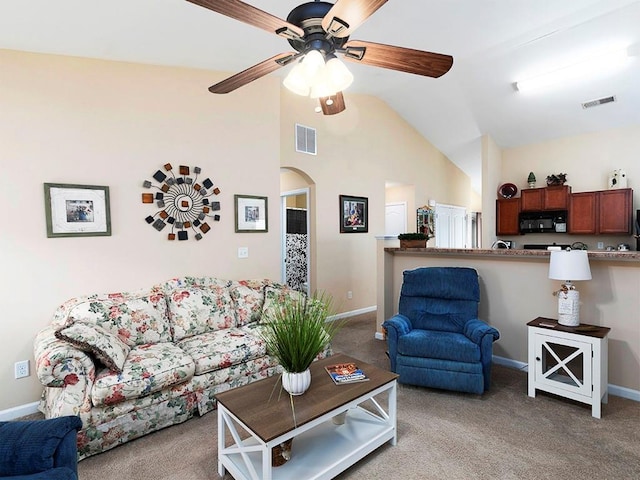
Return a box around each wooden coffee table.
[215,353,398,480]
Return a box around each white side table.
[527,317,610,418]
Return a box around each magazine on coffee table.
[325,362,370,385]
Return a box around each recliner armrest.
[382,314,412,337]
[463,318,500,344]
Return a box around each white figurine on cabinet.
[608,169,627,189]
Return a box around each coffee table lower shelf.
[218,378,397,480]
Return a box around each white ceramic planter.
[282,369,311,396]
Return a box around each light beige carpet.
[76,312,640,480]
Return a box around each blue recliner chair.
[383,267,500,394]
[0,415,82,480]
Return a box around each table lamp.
[548,249,592,326]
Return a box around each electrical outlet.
[347,291,353,299]
[597,242,604,250]
[15,360,29,379]
[238,247,249,258]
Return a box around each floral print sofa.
[34,276,326,459]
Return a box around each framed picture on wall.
[234,194,268,233]
[339,195,368,233]
[44,183,111,238]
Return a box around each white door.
[435,204,467,248]
[385,202,407,236]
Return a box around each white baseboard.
[492,355,640,402]
[0,401,40,421]
[327,305,376,322]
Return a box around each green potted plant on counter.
[398,232,428,248]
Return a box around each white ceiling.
[2,0,640,192]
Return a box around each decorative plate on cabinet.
[498,183,518,199]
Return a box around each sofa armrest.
[463,319,500,391]
[381,314,413,372]
[34,326,96,420]
[0,416,82,478]
[463,319,499,345]
[382,314,412,337]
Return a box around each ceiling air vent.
[581,95,616,109]
[295,124,317,155]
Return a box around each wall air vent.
[581,95,616,109]
[295,124,317,155]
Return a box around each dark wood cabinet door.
[599,188,632,234]
[544,185,570,210]
[496,198,520,235]
[569,192,597,234]
[521,189,543,211]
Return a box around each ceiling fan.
[187,0,454,115]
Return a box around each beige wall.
[279,92,474,313]
[0,50,284,411]
[0,49,473,413]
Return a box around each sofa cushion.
[176,328,266,375]
[261,285,305,323]
[65,290,171,347]
[55,322,130,373]
[229,280,269,326]
[91,343,195,407]
[167,286,236,341]
[398,330,481,363]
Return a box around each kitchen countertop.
[384,247,640,261]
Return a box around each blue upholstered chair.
[383,267,500,394]
[0,415,82,480]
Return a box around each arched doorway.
[280,168,315,295]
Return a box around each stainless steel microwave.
[519,211,567,234]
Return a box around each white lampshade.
[548,250,592,281]
[324,56,354,92]
[283,62,310,96]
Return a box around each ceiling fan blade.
[322,0,388,38]
[319,92,346,115]
[342,40,453,78]
[209,52,298,94]
[186,0,304,40]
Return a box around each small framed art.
[234,194,268,233]
[44,183,111,238]
[339,195,368,233]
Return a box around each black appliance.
[519,210,568,234]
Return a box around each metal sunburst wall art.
[142,163,221,241]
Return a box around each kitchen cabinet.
[521,186,570,212]
[496,198,520,235]
[599,188,632,234]
[568,188,632,234]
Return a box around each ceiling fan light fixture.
[283,62,311,96]
[324,55,354,92]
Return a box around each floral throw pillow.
[55,321,131,373]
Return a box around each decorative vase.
[282,369,311,396]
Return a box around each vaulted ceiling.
[2,1,639,192]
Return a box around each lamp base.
[557,287,580,327]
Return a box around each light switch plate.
[238,247,249,258]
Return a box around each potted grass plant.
[260,292,341,396]
[398,232,428,248]
[259,291,341,467]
